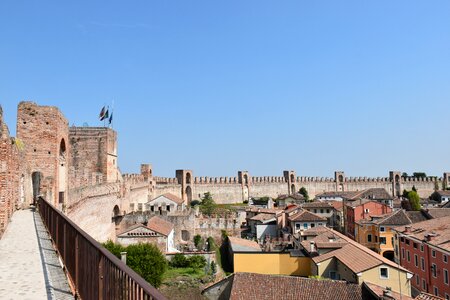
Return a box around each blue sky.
[1,1,449,178]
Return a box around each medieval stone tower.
[335,171,345,191]
[176,169,193,204]
[16,102,69,207]
[284,170,297,195]
[389,171,402,197]
[238,171,250,201]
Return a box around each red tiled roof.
[249,213,276,222]
[363,282,414,300]
[228,237,261,252]
[146,216,174,236]
[161,193,185,204]
[289,210,327,222]
[227,273,362,300]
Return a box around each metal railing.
[37,197,166,300]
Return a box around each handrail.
[37,197,167,300]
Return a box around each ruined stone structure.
[0,101,448,242]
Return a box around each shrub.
[170,253,189,268]
[103,240,126,258]
[188,255,207,269]
[194,234,203,249]
[207,237,216,251]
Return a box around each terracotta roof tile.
[249,213,276,222]
[228,237,261,252]
[146,216,174,236]
[302,201,334,209]
[363,282,414,300]
[228,273,362,300]
[289,210,327,222]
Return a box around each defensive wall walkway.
[0,208,73,299]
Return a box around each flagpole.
[111,99,114,129]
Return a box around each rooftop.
[204,272,362,300]
[289,210,327,222]
[228,236,261,252]
[147,216,174,236]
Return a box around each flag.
[100,108,109,121]
[109,111,113,124]
[99,106,106,120]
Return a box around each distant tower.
[238,171,250,201]
[141,164,154,197]
[443,172,450,190]
[335,171,345,192]
[176,170,193,204]
[389,171,402,197]
[284,170,297,195]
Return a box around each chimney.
[426,232,437,242]
[382,287,393,298]
[405,225,412,233]
[310,241,316,253]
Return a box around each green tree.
[124,243,167,288]
[200,192,217,216]
[188,255,207,269]
[413,172,427,178]
[194,234,203,249]
[210,261,217,274]
[401,172,408,177]
[103,240,126,258]
[407,191,421,211]
[207,237,216,251]
[170,253,189,268]
[299,187,309,201]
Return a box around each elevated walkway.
[0,208,73,299]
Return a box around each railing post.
[75,233,79,295]
[99,255,104,300]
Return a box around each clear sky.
[1,1,449,178]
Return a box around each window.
[364,208,370,213]
[445,255,448,263]
[380,237,386,245]
[368,234,372,242]
[422,258,425,271]
[314,209,317,213]
[138,203,143,211]
[423,279,426,290]
[311,223,316,228]
[295,223,301,229]
[166,205,170,212]
[407,250,410,262]
[445,294,449,300]
[329,271,340,280]
[401,237,405,243]
[380,226,385,232]
[421,244,424,252]
[303,223,308,229]
[320,209,324,213]
[432,263,437,278]
[432,250,436,257]
[416,274,420,285]
[434,286,438,296]
[415,255,419,267]
[380,267,389,279]
[406,239,410,245]
[413,242,418,249]
[402,249,405,259]
[375,236,378,243]
[129,203,135,211]
[318,223,323,226]
[326,209,330,213]
[445,269,449,285]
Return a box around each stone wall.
[16,101,69,206]
[69,127,119,188]
[0,106,20,236]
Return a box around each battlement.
[123,173,146,184]
[153,176,178,184]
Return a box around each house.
[301,201,338,228]
[145,193,185,213]
[326,200,344,232]
[297,226,413,297]
[116,215,176,253]
[345,199,392,239]
[316,188,394,208]
[288,209,327,233]
[393,215,450,298]
[245,207,284,239]
[431,191,450,204]
[362,282,415,300]
[277,193,306,207]
[202,272,363,300]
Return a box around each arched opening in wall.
[338,175,344,182]
[243,185,249,202]
[186,173,191,184]
[244,174,248,185]
[181,230,190,242]
[290,174,295,182]
[58,139,67,205]
[383,251,395,262]
[186,186,192,204]
[291,184,296,195]
[32,171,43,205]
[112,205,122,225]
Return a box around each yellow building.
[355,210,417,261]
